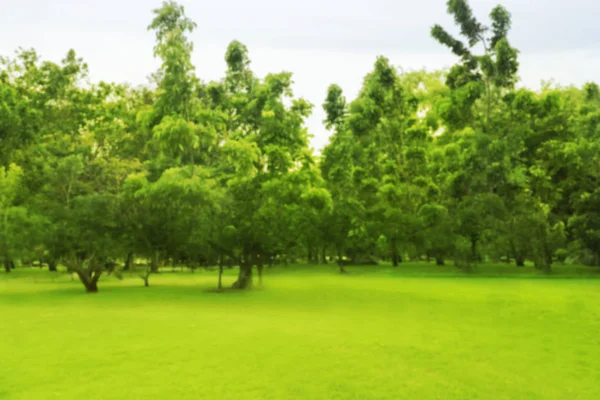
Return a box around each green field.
[2,265,600,399]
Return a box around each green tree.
[431,0,518,128]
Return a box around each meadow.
[1,264,600,399]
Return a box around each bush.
[554,249,568,264]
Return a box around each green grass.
[1,264,600,399]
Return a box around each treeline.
[1,0,599,292]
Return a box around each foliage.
[1,0,600,292]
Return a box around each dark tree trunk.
[435,257,445,266]
[257,256,264,286]
[321,246,328,264]
[515,256,525,267]
[140,266,151,287]
[150,252,159,273]
[390,238,399,267]
[534,256,552,273]
[470,238,478,262]
[337,250,346,274]
[308,246,313,264]
[232,254,253,289]
[218,259,224,290]
[124,252,134,271]
[48,260,58,272]
[509,240,517,265]
[76,270,100,293]
[4,260,11,273]
[541,263,552,273]
[392,253,399,267]
[86,281,99,293]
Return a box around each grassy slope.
[1,264,599,399]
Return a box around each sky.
[1,0,599,151]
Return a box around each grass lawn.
[1,264,600,399]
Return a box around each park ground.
[1,264,600,399]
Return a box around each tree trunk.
[140,266,151,287]
[88,271,101,292]
[390,238,399,267]
[534,255,551,273]
[217,253,225,290]
[540,263,551,273]
[218,262,224,290]
[546,254,553,270]
[124,252,134,271]
[435,257,445,266]
[48,260,58,272]
[76,270,100,293]
[150,251,159,273]
[86,280,99,293]
[321,245,328,264]
[515,256,525,267]
[4,260,11,273]
[232,255,253,289]
[257,256,264,286]
[392,253,399,267]
[470,238,478,262]
[337,250,346,274]
[509,239,517,265]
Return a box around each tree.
[121,167,221,286]
[0,164,38,272]
[431,0,518,128]
[199,41,317,288]
[148,1,197,120]
[1,0,598,287]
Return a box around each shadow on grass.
[338,263,600,280]
[2,263,599,306]
[0,279,261,306]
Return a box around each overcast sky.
[1,0,599,151]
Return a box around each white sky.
[1,0,599,151]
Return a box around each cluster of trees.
[1,0,599,292]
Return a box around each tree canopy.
[1,0,599,291]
